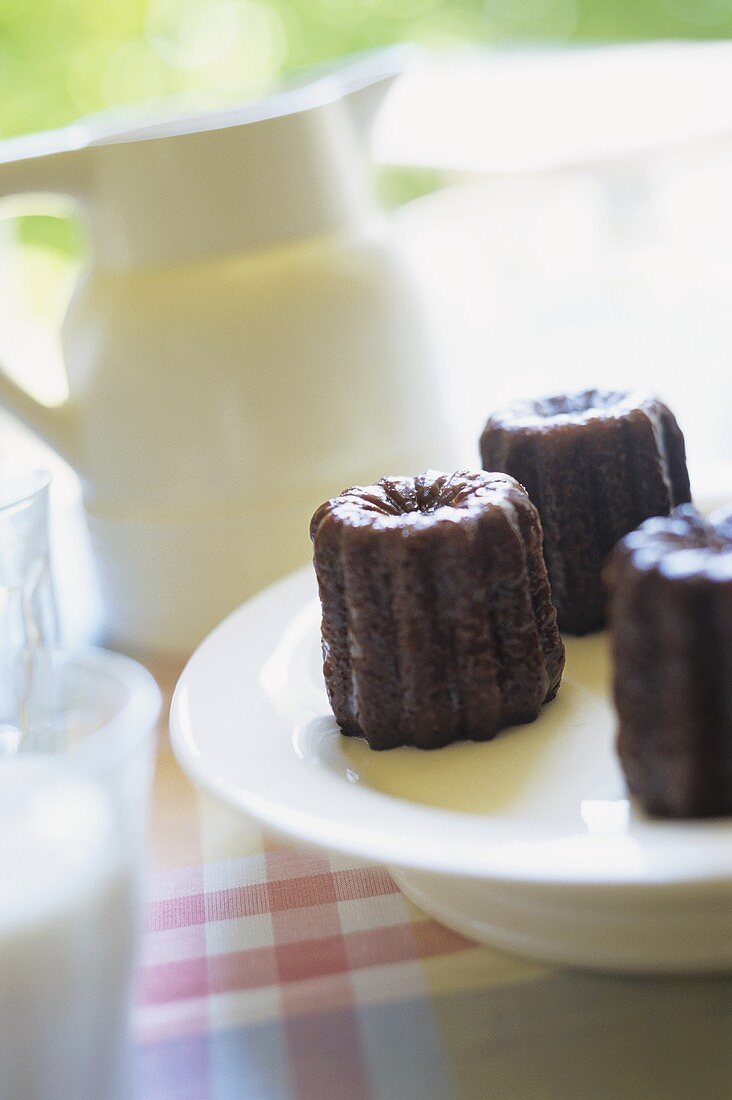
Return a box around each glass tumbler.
[0,470,59,751]
[0,646,161,1100]
[0,469,58,646]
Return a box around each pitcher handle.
[0,136,90,463]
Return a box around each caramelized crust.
[607,505,732,818]
[480,389,691,634]
[311,470,564,750]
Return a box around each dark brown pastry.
[310,469,564,750]
[479,389,691,635]
[607,504,732,818]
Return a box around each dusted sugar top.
[310,469,528,538]
[485,389,665,432]
[612,504,732,583]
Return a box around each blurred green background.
[2,0,731,244]
[2,0,732,142]
[1,0,731,393]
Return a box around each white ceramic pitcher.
[0,49,453,651]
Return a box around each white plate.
[171,564,732,973]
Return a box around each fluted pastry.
[310,470,564,750]
[480,389,691,634]
[607,504,732,818]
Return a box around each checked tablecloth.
[134,664,732,1100]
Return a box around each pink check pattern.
[143,850,471,1004]
[133,695,489,1100]
[132,671,732,1100]
[137,837,473,1099]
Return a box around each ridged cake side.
[311,470,564,750]
[480,390,691,634]
[607,506,732,818]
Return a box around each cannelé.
[607,504,732,818]
[310,469,564,750]
[480,389,691,634]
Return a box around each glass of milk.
[0,647,160,1100]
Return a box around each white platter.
[171,563,732,973]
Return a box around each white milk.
[0,759,135,1100]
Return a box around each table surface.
[134,659,732,1100]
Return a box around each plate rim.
[170,563,732,889]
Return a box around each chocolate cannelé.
[310,469,564,750]
[480,389,691,634]
[607,504,732,818]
